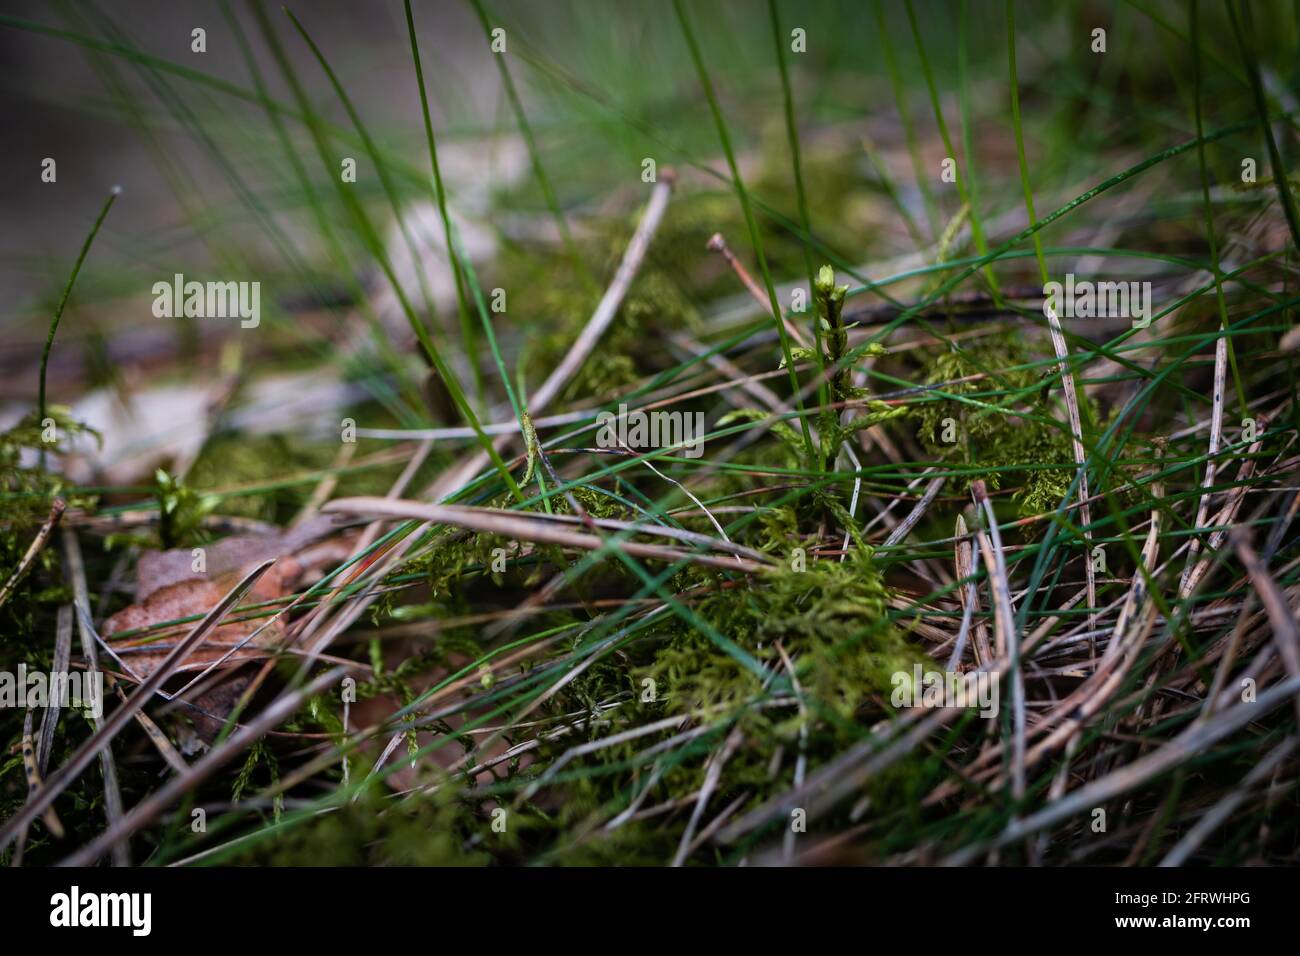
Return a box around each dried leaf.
[103,516,346,679]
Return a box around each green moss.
[0,408,97,642]
[232,740,280,811]
[186,432,405,526]
[909,335,1099,517]
[152,468,217,549]
[231,790,488,866]
[650,548,925,720]
[508,543,940,859]
[565,483,632,521]
[497,228,701,407]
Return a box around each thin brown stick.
[707,232,811,349]
[0,497,66,612]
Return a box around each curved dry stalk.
[36,605,73,775]
[323,497,773,572]
[1232,530,1300,725]
[1042,303,1097,647]
[951,513,992,667]
[1178,335,1228,595]
[1183,412,1271,596]
[972,480,1023,800]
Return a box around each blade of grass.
[282,6,521,499]
[672,0,814,464]
[872,0,939,239]
[768,0,827,410]
[467,0,595,295]
[38,187,118,460]
[403,0,485,407]
[1228,0,1300,251]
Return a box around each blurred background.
[0,0,1294,412]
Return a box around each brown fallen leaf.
[104,575,291,679]
[103,515,349,679]
[129,515,343,602]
